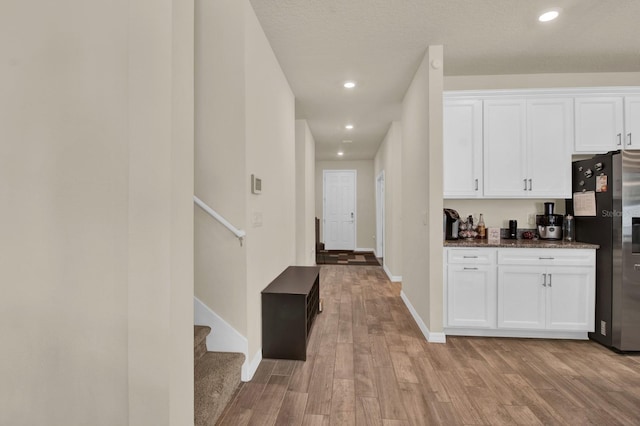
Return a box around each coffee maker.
[536,202,563,240]
[443,208,460,240]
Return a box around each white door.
[323,170,356,250]
[443,99,483,198]
[375,172,385,258]
[624,96,640,150]
[497,266,546,329]
[483,99,528,197]
[574,96,624,153]
[447,264,497,328]
[546,266,595,331]
[526,98,573,198]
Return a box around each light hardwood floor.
[218,265,640,425]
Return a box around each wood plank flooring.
[218,265,640,425]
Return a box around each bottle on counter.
[477,213,486,239]
[564,214,574,242]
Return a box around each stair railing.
[194,195,246,246]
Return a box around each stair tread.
[195,351,245,426]
[194,325,211,347]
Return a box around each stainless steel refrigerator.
[567,150,640,351]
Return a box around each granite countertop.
[444,239,599,249]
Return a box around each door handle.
[542,273,547,287]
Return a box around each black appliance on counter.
[443,208,460,240]
[536,202,563,240]
[566,151,640,351]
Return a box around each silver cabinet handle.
[523,178,527,191]
[463,267,478,270]
[528,179,532,191]
[542,273,547,287]
[475,178,479,191]
[617,133,622,146]
[539,257,555,260]
[548,274,552,287]
[628,133,632,146]
[463,255,478,258]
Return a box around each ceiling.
[249,0,640,161]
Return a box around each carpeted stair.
[194,325,245,426]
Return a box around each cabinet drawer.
[448,248,496,264]
[498,248,595,266]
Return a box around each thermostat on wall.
[251,174,262,194]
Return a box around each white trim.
[194,297,253,381]
[383,264,402,283]
[400,291,446,344]
[355,247,375,252]
[444,327,588,340]
[244,350,262,382]
[194,195,246,243]
[445,86,640,100]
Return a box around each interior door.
[323,170,356,250]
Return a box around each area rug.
[316,250,381,266]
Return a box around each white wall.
[374,122,403,279]
[195,0,248,337]
[194,0,296,370]
[296,120,317,265]
[401,46,444,339]
[316,160,376,251]
[0,0,194,424]
[244,3,296,360]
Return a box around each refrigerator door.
[616,150,640,350]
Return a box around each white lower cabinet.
[497,265,594,331]
[445,247,595,338]
[447,264,496,328]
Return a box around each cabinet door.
[527,98,573,198]
[447,264,496,328]
[575,97,624,153]
[546,266,595,331]
[624,96,640,150]
[443,100,483,198]
[497,266,545,329]
[483,99,527,197]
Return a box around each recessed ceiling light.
[538,10,559,22]
[343,81,356,89]
[337,151,344,156]
[345,124,354,130]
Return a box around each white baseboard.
[383,264,402,283]
[444,327,589,340]
[356,247,375,252]
[400,291,446,344]
[194,297,256,381]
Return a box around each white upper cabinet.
[574,96,624,153]
[624,96,640,150]
[443,99,483,198]
[483,99,527,197]
[526,98,573,198]
[483,98,572,198]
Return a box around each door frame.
[322,169,357,250]
[375,170,385,259]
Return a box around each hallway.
[218,265,640,425]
